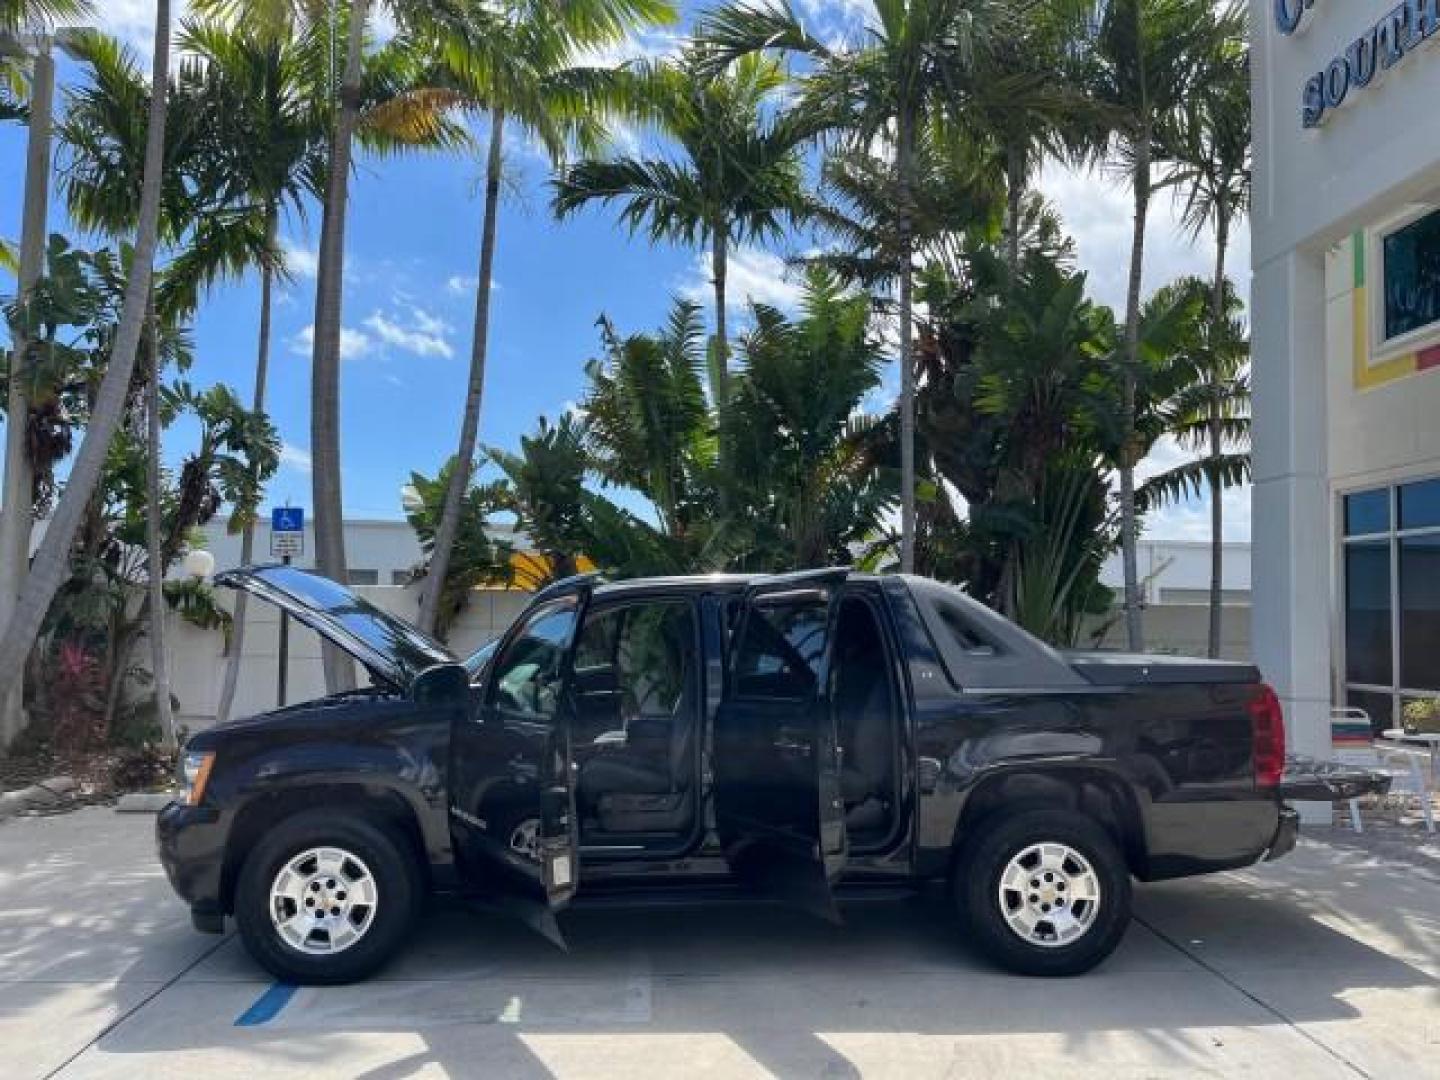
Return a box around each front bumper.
[156,801,227,919]
[1264,805,1300,862]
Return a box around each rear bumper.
[156,801,227,917]
[1264,805,1300,862]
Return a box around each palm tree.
[1166,19,1249,656]
[0,0,171,751]
[552,47,811,418]
[193,0,469,692]
[1078,0,1237,649]
[414,0,674,637]
[0,0,94,743]
[1139,276,1251,656]
[697,0,1009,574]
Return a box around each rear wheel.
[954,809,1131,976]
[235,811,419,985]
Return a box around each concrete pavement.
[0,807,1436,1078]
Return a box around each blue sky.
[1,0,1252,540]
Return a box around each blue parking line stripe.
[235,982,297,1027]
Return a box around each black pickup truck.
[158,565,1374,984]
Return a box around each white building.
[1251,0,1440,808]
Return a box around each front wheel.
[234,811,420,985]
[955,809,1132,976]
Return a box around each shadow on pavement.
[69,854,1440,1079]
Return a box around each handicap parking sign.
[270,507,305,558]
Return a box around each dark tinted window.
[937,602,1000,656]
[1344,489,1389,536]
[1345,540,1392,685]
[489,600,578,719]
[1400,536,1440,690]
[1399,479,1440,531]
[1383,208,1440,339]
[733,596,828,699]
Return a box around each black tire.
[954,808,1132,977]
[234,810,420,985]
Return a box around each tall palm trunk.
[143,298,176,748]
[420,111,504,637]
[1118,129,1152,651]
[0,0,172,744]
[1206,203,1230,659]
[312,0,370,692]
[0,42,54,747]
[1004,139,1024,277]
[215,204,278,721]
[897,106,917,575]
[710,225,729,410]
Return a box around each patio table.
[1378,729,1439,833]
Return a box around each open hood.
[215,564,456,692]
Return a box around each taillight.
[1249,683,1286,788]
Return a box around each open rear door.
[448,575,598,945]
[715,569,849,920]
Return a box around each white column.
[1252,247,1332,825]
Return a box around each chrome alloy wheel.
[997,842,1102,948]
[269,846,379,955]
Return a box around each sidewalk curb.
[115,792,176,814]
[0,776,78,820]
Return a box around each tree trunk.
[1206,205,1230,659]
[897,106,917,575]
[0,0,172,745]
[1004,139,1024,277]
[420,110,504,638]
[312,0,370,693]
[143,299,176,748]
[215,203,278,722]
[710,225,729,412]
[0,43,54,747]
[1118,130,1151,651]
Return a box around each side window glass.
[618,603,693,717]
[733,598,829,699]
[488,600,578,720]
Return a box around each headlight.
[180,751,215,806]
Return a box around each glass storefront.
[1343,478,1440,733]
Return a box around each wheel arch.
[949,765,1149,877]
[220,783,429,915]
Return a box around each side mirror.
[412,662,469,704]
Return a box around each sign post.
[270,507,305,706]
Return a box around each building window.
[347,569,379,586]
[1382,207,1440,341]
[1341,480,1440,734]
[391,570,413,586]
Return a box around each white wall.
[167,585,532,730]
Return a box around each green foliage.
[163,577,234,648]
[404,459,515,640]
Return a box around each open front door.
[448,576,597,944]
[715,570,849,920]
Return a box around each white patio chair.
[1331,706,1436,834]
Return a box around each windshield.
[464,638,498,682]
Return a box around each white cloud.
[580,27,685,70]
[93,0,193,58]
[289,324,372,360]
[278,443,312,474]
[1038,161,1253,316]
[363,310,455,359]
[281,239,318,280]
[678,245,807,314]
[447,275,478,295]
